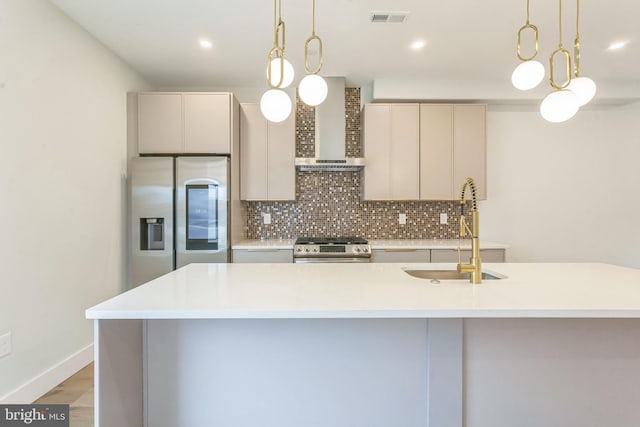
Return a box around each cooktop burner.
[295,237,368,245]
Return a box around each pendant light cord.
[311,0,316,35]
[573,0,581,77]
[526,0,530,24]
[575,0,580,38]
[558,0,563,48]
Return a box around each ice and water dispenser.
[140,218,165,250]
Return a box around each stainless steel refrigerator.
[130,156,229,287]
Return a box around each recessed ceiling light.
[410,40,426,50]
[199,40,213,49]
[607,41,627,50]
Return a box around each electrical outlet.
[398,213,407,225]
[0,332,11,359]
[440,213,448,225]
[263,213,271,225]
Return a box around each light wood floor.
[33,363,94,427]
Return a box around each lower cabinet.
[232,247,504,263]
[371,249,431,263]
[232,249,293,263]
[430,249,505,263]
[371,248,505,263]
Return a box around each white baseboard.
[0,343,94,404]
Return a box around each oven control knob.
[296,247,302,252]
[355,247,361,253]
[313,248,319,253]
[305,248,310,253]
[362,247,369,253]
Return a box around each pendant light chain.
[303,0,323,75]
[548,0,571,90]
[516,0,540,62]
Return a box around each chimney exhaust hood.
[295,77,365,171]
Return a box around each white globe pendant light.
[512,0,544,91]
[540,89,579,123]
[260,89,292,123]
[298,0,328,107]
[567,76,596,106]
[298,74,328,106]
[540,0,583,123]
[261,0,294,123]
[512,60,545,90]
[267,57,295,89]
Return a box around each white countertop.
[87,262,640,319]
[232,239,295,250]
[232,239,509,250]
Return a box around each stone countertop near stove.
[232,239,509,250]
[232,239,296,250]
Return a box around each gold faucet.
[457,177,482,284]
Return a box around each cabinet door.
[240,104,268,200]
[232,249,293,263]
[363,104,392,200]
[420,104,453,200]
[184,93,231,154]
[390,104,420,199]
[363,104,419,200]
[453,105,486,199]
[267,111,295,200]
[138,93,182,153]
[371,249,430,263]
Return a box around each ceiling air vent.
[370,11,410,23]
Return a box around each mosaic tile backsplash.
[244,88,465,240]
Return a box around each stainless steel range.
[293,237,371,263]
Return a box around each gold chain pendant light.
[298,0,328,106]
[511,0,545,90]
[260,0,293,123]
[540,0,579,122]
[567,0,597,106]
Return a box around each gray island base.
[88,263,640,427]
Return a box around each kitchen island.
[87,262,640,427]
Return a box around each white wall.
[481,103,640,268]
[0,0,148,401]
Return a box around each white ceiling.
[48,0,639,97]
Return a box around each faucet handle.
[460,216,468,237]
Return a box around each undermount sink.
[403,269,507,281]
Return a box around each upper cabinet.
[363,104,420,200]
[420,104,454,200]
[362,103,486,201]
[420,104,486,200]
[452,104,486,200]
[240,103,295,201]
[138,92,232,154]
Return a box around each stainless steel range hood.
[295,77,365,171]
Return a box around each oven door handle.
[293,257,371,264]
